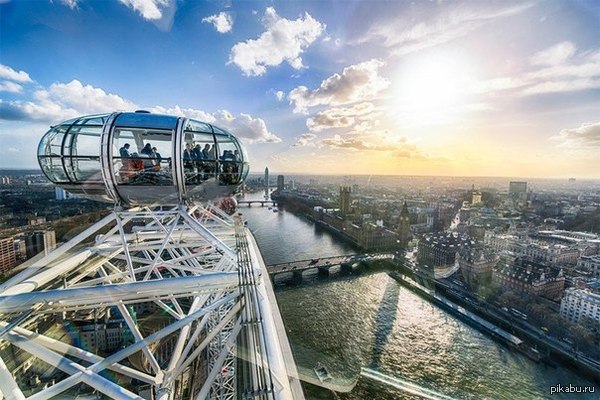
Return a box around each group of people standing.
[119,143,162,164]
[117,141,241,185]
[183,143,215,164]
[118,142,163,183]
[183,142,241,184]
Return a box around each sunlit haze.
[1,0,599,178]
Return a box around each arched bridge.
[266,253,395,283]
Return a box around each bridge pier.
[317,266,330,277]
[340,262,353,274]
[292,270,303,284]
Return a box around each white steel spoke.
[196,319,243,400]
[116,215,137,282]
[0,355,26,400]
[5,330,143,400]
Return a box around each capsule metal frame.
[37,111,250,205]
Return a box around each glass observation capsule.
[37,111,249,205]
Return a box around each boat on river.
[314,363,332,382]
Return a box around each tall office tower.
[42,230,56,255]
[55,186,76,200]
[397,201,411,248]
[24,230,56,258]
[509,181,527,197]
[264,167,269,198]
[340,186,351,215]
[0,237,17,274]
[13,238,27,260]
[277,175,284,192]
[55,186,66,200]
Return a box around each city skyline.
[1,0,599,178]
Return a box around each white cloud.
[327,102,375,117]
[0,64,33,83]
[61,0,78,9]
[0,76,280,144]
[321,133,386,151]
[531,41,576,66]
[320,132,424,158]
[202,12,233,33]
[552,122,600,148]
[228,7,324,76]
[521,78,600,95]
[46,80,137,113]
[118,0,175,27]
[307,113,354,131]
[523,47,600,94]
[293,133,317,147]
[150,106,281,143]
[0,81,23,93]
[150,105,215,122]
[306,102,377,132]
[0,80,137,122]
[213,110,281,143]
[0,97,78,122]
[288,59,389,113]
[275,90,285,101]
[359,3,533,56]
[471,43,600,99]
[119,0,165,20]
[473,76,528,93]
[119,0,169,20]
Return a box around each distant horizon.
[1,167,598,182]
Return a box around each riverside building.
[492,257,565,300]
[417,232,474,268]
[577,255,600,278]
[560,288,600,325]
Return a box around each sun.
[393,53,474,125]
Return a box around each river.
[238,192,598,400]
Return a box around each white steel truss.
[0,204,297,400]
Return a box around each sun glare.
[394,54,474,125]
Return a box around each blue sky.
[1,0,599,177]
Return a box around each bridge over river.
[266,253,395,283]
[238,200,278,207]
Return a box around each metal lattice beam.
[0,204,299,400]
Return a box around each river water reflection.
[239,192,598,400]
